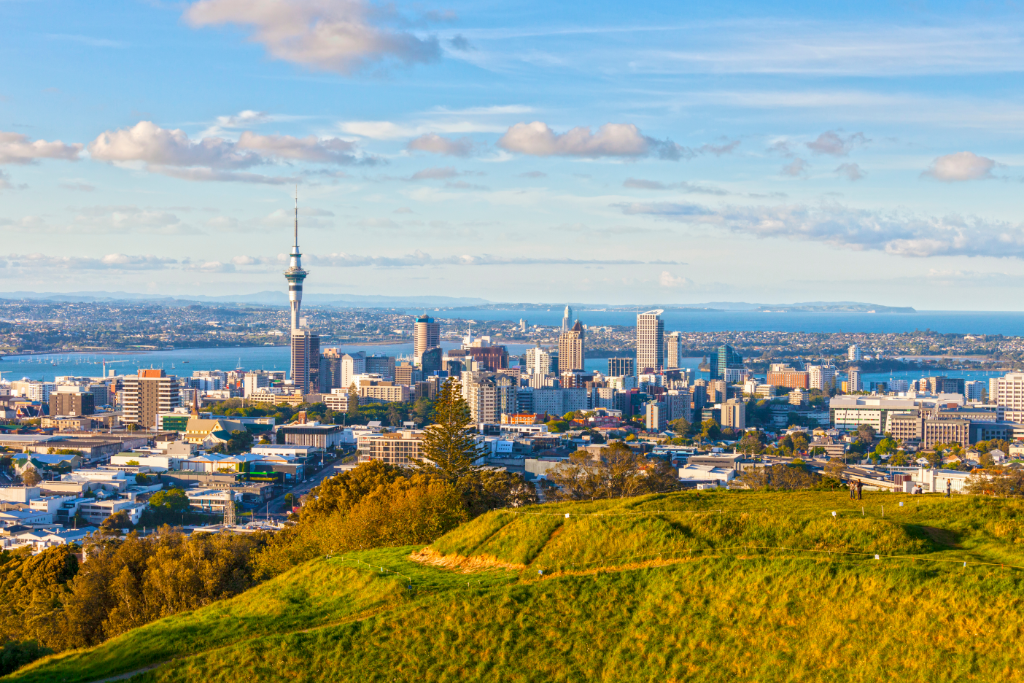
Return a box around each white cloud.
[659,271,694,288]
[88,121,367,183]
[339,120,503,140]
[835,162,864,181]
[199,110,269,137]
[619,200,1024,259]
[0,131,82,165]
[623,178,731,195]
[498,122,650,158]
[297,250,680,267]
[184,0,442,74]
[407,133,474,156]
[5,253,178,270]
[88,121,263,169]
[923,151,996,182]
[806,130,867,156]
[236,131,365,164]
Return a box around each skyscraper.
[561,305,572,333]
[709,344,744,381]
[636,310,665,374]
[665,331,682,369]
[414,314,440,366]
[558,320,584,374]
[284,190,319,393]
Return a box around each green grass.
[9,490,1024,683]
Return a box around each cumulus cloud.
[5,253,178,270]
[923,151,996,182]
[184,0,442,74]
[835,162,865,181]
[236,131,364,164]
[806,130,867,156]
[88,121,368,183]
[406,133,473,157]
[188,260,236,273]
[0,131,82,165]
[89,121,263,169]
[781,158,809,177]
[618,200,1024,259]
[499,122,657,158]
[659,271,694,288]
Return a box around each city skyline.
[3,1,1024,309]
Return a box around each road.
[254,449,356,521]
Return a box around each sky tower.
[285,188,307,332]
[286,188,319,393]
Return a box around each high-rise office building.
[558,320,585,374]
[320,348,342,391]
[414,314,440,366]
[989,373,1024,421]
[848,344,862,361]
[290,329,320,393]
[665,331,682,370]
[636,310,665,374]
[340,352,366,391]
[463,372,517,423]
[366,354,395,381]
[561,305,573,334]
[709,344,743,380]
[420,347,443,376]
[122,369,180,429]
[608,357,635,377]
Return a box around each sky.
[2,0,1024,309]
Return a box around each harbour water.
[433,309,1024,336]
[0,342,537,383]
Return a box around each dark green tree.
[418,378,480,483]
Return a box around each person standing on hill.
[848,480,855,499]
[856,480,863,500]
[946,480,951,497]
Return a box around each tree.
[737,431,766,455]
[967,469,1024,497]
[0,640,54,676]
[889,451,911,466]
[100,510,135,534]
[346,384,360,421]
[386,403,403,427]
[418,378,480,483]
[21,467,41,487]
[411,396,434,425]
[148,488,190,513]
[740,463,823,490]
[699,419,721,442]
[547,443,678,501]
[824,458,846,480]
[874,437,898,457]
[857,424,877,443]
[668,417,691,435]
[284,493,296,509]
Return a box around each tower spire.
[294,185,299,248]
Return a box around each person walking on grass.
[856,480,863,500]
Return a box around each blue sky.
[2,0,1024,308]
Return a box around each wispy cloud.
[224,250,685,268]
[619,200,1024,260]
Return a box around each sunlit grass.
[9,490,1024,683]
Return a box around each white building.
[78,499,144,526]
[524,347,552,376]
[678,464,735,484]
[848,344,862,361]
[340,352,367,391]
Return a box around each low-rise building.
[77,499,144,526]
[358,430,427,467]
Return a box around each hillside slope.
[9,490,1024,683]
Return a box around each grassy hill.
[9,490,1024,682]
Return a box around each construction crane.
[101,359,129,377]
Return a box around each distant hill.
[10,490,1024,682]
[0,291,490,309]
